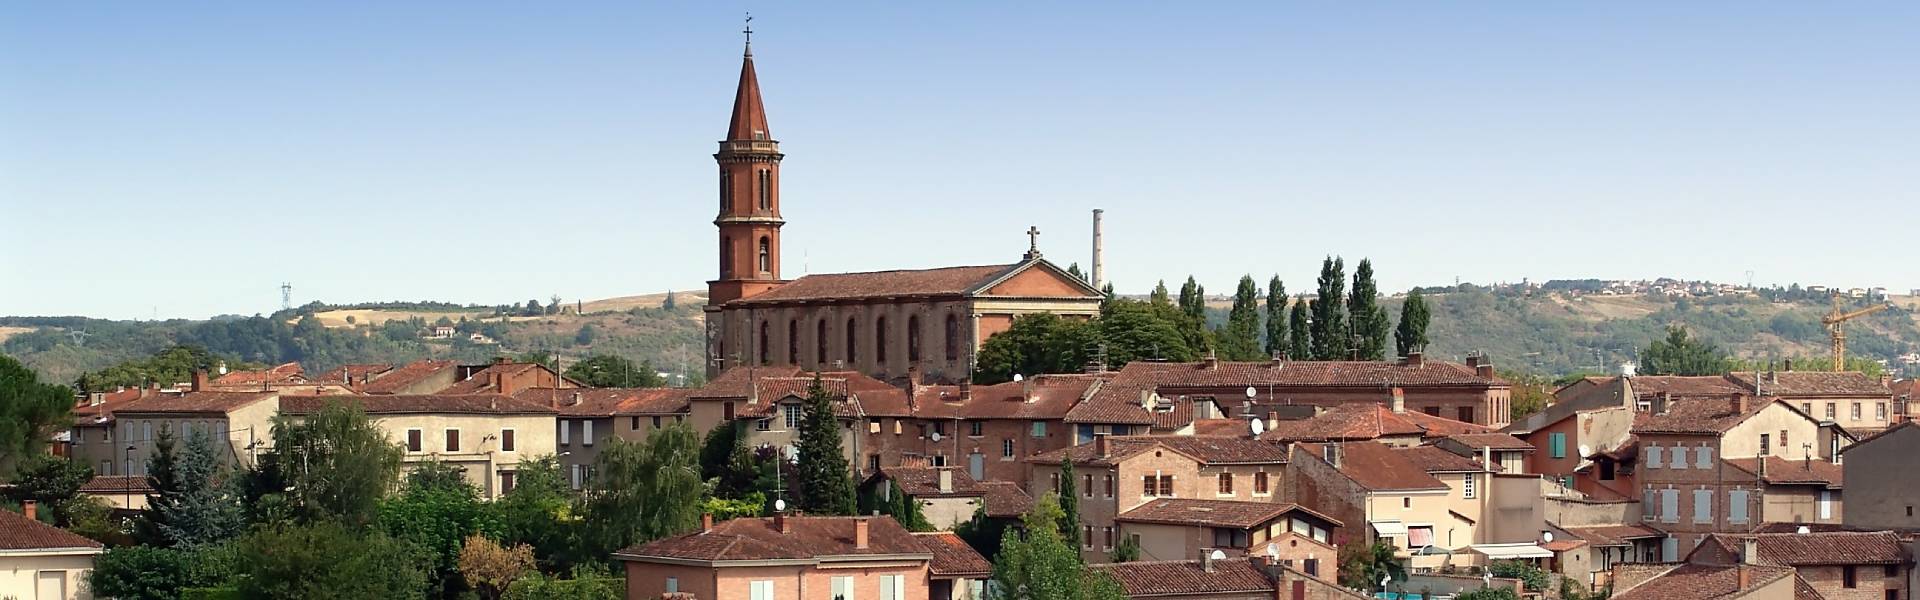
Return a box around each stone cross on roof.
[1025,226,1043,260]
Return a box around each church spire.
[727,14,770,141]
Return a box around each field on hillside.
[306,308,500,328]
[0,326,33,343]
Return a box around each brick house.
[613,514,989,600]
[1115,499,1341,576]
[1689,532,1911,600]
[1553,372,1894,436]
[1256,395,1492,447]
[441,359,575,396]
[1027,435,1292,562]
[1285,442,1511,571]
[1093,556,1372,600]
[1609,561,1800,600]
[1632,397,1832,560]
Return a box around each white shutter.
[832,576,853,600]
[1670,447,1687,470]
[1819,491,1833,519]
[559,420,570,445]
[880,575,900,600]
[1693,489,1712,523]
[750,580,774,600]
[1646,446,1663,469]
[583,420,594,446]
[570,464,583,490]
[1730,490,1749,523]
[1661,489,1678,523]
[1696,445,1713,469]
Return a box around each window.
[846,318,858,363]
[569,464,583,490]
[143,421,152,441]
[1661,489,1679,523]
[582,421,594,446]
[1001,438,1015,458]
[667,577,679,594]
[446,429,461,452]
[1695,445,1712,468]
[1218,472,1234,495]
[817,319,828,364]
[1644,488,1657,521]
[1031,422,1046,437]
[1729,489,1749,524]
[1255,471,1270,495]
[879,575,903,600]
[723,401,735,421]
[750,579,776,600]
[1662,537,1679,562]
[1782,430,1790,448]
[1646,445,1663,468]
[1105,475,1115,497]
[1845,566,1858,588]
[1084,525,1094,549]
[653,416,663,428]
[1159,475,1175,497]
[933,421,947,436]
[1104,526,1114,550]
[868,455,880,471]
[1693,489,1712,523]
[907,315,922,362]
[831,576,852,600]
[875,316,888,364]
[1802,402,1813,414]
[1853,403,1863,420]
[1463,473,1476,499]
[758,321,770,365]
[1142,475,1158,497]
[1214,527,1251,548]
[407,429,422,452]
[757,169,771,210]
[720,170,732,211]
[500,471,515,493]
[559,420,571,445]
[1407,525,1435,548]
[1403,497,1412,509]
[1887,565,1900,578]
[787,319,798,364]
[945,314,961,361]
[1305,558,1320,577]
[756,419,771,432]
[1877,403,1888,421]
[1820,490,1834,519]
[501,429,516,452]
[1759,434,1770,456]
[1457,406,1475,423]
[1549,432,1567,458]
[1671,447,1688,470]
[969,421,983,437]
[630,416,640,430]
[1827,403,1837,419]
[1423,406,1440,417]
[784,404,803,430]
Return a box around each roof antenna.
[742,12,754,57]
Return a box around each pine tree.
[1220,275,1263,360]
[1067,263,1087,282]
[1348,259,1391,361]
[1057,461,1079,549]
[1311,257,1348,360]
[1395,288,1431,358]
[135,432,181,546]
[158,429,244,547]
[1265,276,1289,359]
[1289,296,1312,360]
[795,374,856,515]
[1149,280,1171,306]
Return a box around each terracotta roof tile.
[439,363,544,395]
[1704,532,1909,565]
[1028,435,1290,467]
[1564,524,1666,547]
[734,264,1016,304]
[1727,372,1891,397]
[1072,360,1506,425]
[211,362,306,386]
[1443,433,1534,451]
[914,532,992,577]
[1623,376,1750,399]
[1723,457,1843,489]
[513,387,691,417]
[0,507,103,551]
[1400,445,1498,473]
[1632,397,1775,435]
[1296,442,1448,492]
[280,394,556,415]
[1192,418,1252,436]
[71,387,152,425]
[874,466,984,498]
[617,516,929,562]
[979,482,1034,518]
[313,363,395,386]
[79,475,156,494]
[359,360,456,394]
[1093,558,1275,597]
[1118,499,1338,529]
[909,375,1105,421]
[116,391,278,415]
[1613,563,1793,600]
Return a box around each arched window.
[758,321,770,366]
[720,169,732,212]
[846,318,858,364]
[787,319,798,364]
[907,315,922,362]
[945,314,961,361]
[758,170,771,210]
[816,319,829,364]
[757,236,771,273]
[875,316,889,364]
[720,236,733,278]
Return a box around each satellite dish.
[1265,544,1279,559]
[1245,386,1257,399]
[1210,549,1228,560]
[1541,531,1554,543]
[774,498,787,512]
[1577,444,1591,457]
[1250,418,1267,436]
[930,432,943,442]
[1796,525,1811,535]
[1012,374,1024,382]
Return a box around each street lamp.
[123,444,137,510]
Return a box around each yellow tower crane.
[1821,296,1892,371]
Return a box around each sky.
[3,3,1916,320]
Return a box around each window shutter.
[502,429,515,452]
[1696,446,1712,468]
[583,420,594,446]
[1661,489,1678,523]
[1671,447,1688,470]
[1730,489,1749,523]
[1646,446,1663,469]
[1693,489,1712,523]
[1643,489,1657,521]
[559,420,570,445]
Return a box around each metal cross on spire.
[743,12,754,57]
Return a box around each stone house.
[1840,422,1920,532]
[1027,435,1292,563]
[279,394,557,500]
[1689,532,1911,600]
[613,514,989,600]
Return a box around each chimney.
[855,517,871,550]
[1883,373,1895,388]
[1204,350,1219,370]
[1024,378,1037,403]
[89,392,104,407]
[1466,355,1482,368]
[1202,550,1216,573]
[23,500,36,521]
[1265,412,1279,434]
[1390,387,1406,414]
[1475,362,1495,379]
[1783,358,1793,372]
[701,513,714,533]
[1404,351,1424,367]
[1741,535,1760,574]
[1325,443,1341,468]
[1758,455,1768,478]
[775,512,792,534]
[571,392,583,407]
[1732,394,1749,415]
[493,356,511,365]
[959,379,972,401]
[1095,433,1110,458]
[490,371,505,394]
[190,370,209,392]
[1090,209,1105,289]
[939,469,954,493]
[1655,392,1672,415]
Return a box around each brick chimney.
[1390,387,1406,414]
[191,370,209,392]
[23,500,36,521]
[1403,351,1424,367]
[1732,394,1749,416]
[854,517,870,550]
[1204,350,1220,371]
[775,512,792,534]
[1738,536,1759,589]
[701,513,714,533]
[1475,362,1495,378]
[1095,433,1110,458]
[1466,355,1482,368]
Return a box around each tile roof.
[1612,563,1793,600]
[732,264,1018,304]
[1028,435,1291,467]
[913,375,1104,421]
[1192,418,1253,436]
[616,516,929,563]
[115,391,278,415]
[279,394,557,415]
[1563,524,1666,547]
[1723,457,1843,489]
[914,532,992,577]
[1259,404,1489,443]
[512,387,691,417]
[358,359,456,394]
[979,482,1034,518]
[875,466,984,498]
[1297,442,1448,492]
[71,387,153,425]
[1072,359,1507,425]
[313,363,396,386]
[1118,499,1338,529]
[1622,376,1750,399]
[0,507,104,551]
[1704,532,1909,565]
[1750,522,1855,534]
[439,362,551,394]
[1093,558,1276,597]
[211,362,306,386]
[1726,372,1892,397]
[79,475,157,494]
[1632,397,1776,435]
[1399,445,1499,473]
[1840,421,1920,454]
[1893,379,1915,399]
[1442,433,1534,451]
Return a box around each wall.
[1843,425,1920,531]
[918,496,984,531]
[1485,474,1546,544]
[556,416,614,483]
[0,552,99,600]
[380,412,557,499]
[1722,402,1827,459]
[715,297,979,384]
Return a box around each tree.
[459,534,537,600]
[1096,300,1196,366]
[1349,259,1391,360]
[523,299,544,317]
[234,522,431,600]
[954,506,1009,564]
[573,324,597,346]
[974,313,1095,384]
[0,354,75,476]
[1640,326,1729,376]
[1503,370,1554,421]
[137,431,184,544]
[4,454,92,524]
[1456,587,1521,600]
[267,399,404,527]
[563,354,666,388]
[157,429,245,548]
[1289,297,1312,361]
[1311,257,1349,360]
[1265,276,1289,359]
[1338,540,1406,591]
[382,460,499,598]
[861,481,932,532]
[1109,534,1140,563]
[583,422,704,556]
[1175,276,1212,352]
[698,421,756,497]
[1489,560,1549,592]
[990,493,1129,600]
[795,375,856,515]
[1067,262,1087,282]
[662,290,677,310]
[492,455,581,573]
[63,495,132,545]
[1395,288,1431,358]
[1219,275,1264,360]
[89,545,239,600]
[1057,461,1079,548]
[1149,280,1171,305]
[502,570,623,600]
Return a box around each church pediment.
[971,259,1104,299]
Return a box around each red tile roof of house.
[979,482,1034,518]
[1723,457,1843,489]
[115,391,278,415]
[211,362,306,386]
[71,387,153,425]
[513,387,691,417]
[1703,532,1909,565]
[1258,404,1489,443]
[1399,445,1498,473]
[1117,499,1339,529]
[1612,563,1794,600]
[0,506,104,551]
[1726,372,1891,397]
[358,359,456,394]
[1632,397,1776,435]
[1622,375,1750,399]
[732,264,1018,304]
[280,394,556,415]
[1028,435,1290,467]
[1192,418,1252,436]
[1442,433,1534,451]
[1071,359,1507,425]
[313,363,396,386]
[1893,379,1914,398]
[910,375,1106,421]
[874,466,984,498]
[1093,558,1277,597]
[615,515,930,563]
[438,362,556,395]
[1297,442,1449,492]
[1563,524,1666,547]
[914,532,992,577]
[79,475,157,494]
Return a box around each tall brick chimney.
[1403,351,1424,367]
[1095,433,1110,458]
[1390,387,1406,414]
[854,517,870,550]
[190,370,209,392]
[23,500,36,521]
[701,513,714,533]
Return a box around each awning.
[1469,543,1553,560]
[1371,521,1407,536]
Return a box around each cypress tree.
[1395,288,1431,358]
[1310,257,1348,360]
[1289,296,1312,360]
[1150,280,1171,306]
[1057,461,1079,549]
[1067,263,1087,283]
[1348,259,1391,361]
[1221,275,1263,360]
[1175,276,1212,354]
[795,374,856,515]
[1265,276,1288,359]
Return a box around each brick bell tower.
[707,30,785,306]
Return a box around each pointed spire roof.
[726,50,771,141]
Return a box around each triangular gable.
[970,259,1103,298]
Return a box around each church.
[703,37,1103,384]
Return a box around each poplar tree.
[795,375,856,515]
[1265,276,1288,359]
[1310,257,1348,360]
[1149,280,1171,306]
[1175,276,1212,354]
[1395,288,1431,358]
[1349,259,1391,361]
[1057,461,1079,549]
[1221,275,1263,360]
[1289,296,1312,360]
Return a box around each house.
[1285,441,1531,571]
[512,387,690,489]
[914,532,991,600]
[1633,397,1832,560]
[278,394,557,499]
[1092,555,1372,600]
[904,374,1107,484]
[1027,435,1292,562]
[1722,457,1845,527]
[77,475,156,511]
[1559,524,1667,585]
[66,386,159,476]
[1840,421,1920,532]
[441,358,575,395]
[862,466,987,530]
[1608,562,1800,600]
[1115,499,1341,575]
[206,362,311,391]
[1551,372,1894,437]
[613,514,989,600]
[1256,392,1493,447]
[1432,433,1533,473]
[108,386,287,471]
[356,360,461,395]
[685,367,905,469]
[1691,532,1911,600]
[0,501,104,600]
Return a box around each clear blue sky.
[4,3,1916,320]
